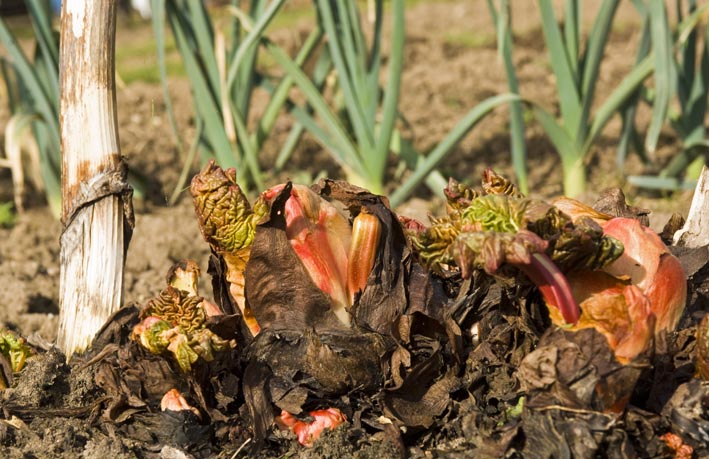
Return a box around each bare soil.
[0,2,703,458]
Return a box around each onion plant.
[261,0,516,207]
[152,0,322,199]
[0,0,61,216]
[528,0,661,197]
[627,0,709,190]
[263,0,405,197]
[487,0,528,195]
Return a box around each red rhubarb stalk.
[515,253,580,325]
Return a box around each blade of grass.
[268,32,331,171]
[645,0,674,157]
[538,0,581,137]
[228,99,264,190]
[487,0,528,193]
[265,40,366,178]
[254,26,324,148]
[563,0,580,81]
[678,23,708,146]
[186,0,220,94]
[577,0,619,145]
[26,0,59,101]
[661,139,709,178]
[224,0,286,94]
[365,0,383,125]
[0,17,59,144]
[316,0,374,152]
[274,123,307,172]
[531,104,578,167]
[151,0,184,154]
[627,175,697,190]
[337,1,368,109]
[390,93,521,207]
[347,0,375,125]
[616,12,651,169]
[169,118,203,205]
[372,0,404,186]
[166,2,238,170]
[3,112,38,210]
[676,0,697,108]
[586,54,654,148]
[234,0,266,116]
[0,60,20,111]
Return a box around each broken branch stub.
[57,1,133,357]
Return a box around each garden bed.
[0,2,705,458]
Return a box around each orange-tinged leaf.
[602,218,686,332]
[282,185,352,326]
[556,271,655,363]
[552,196,613,225]
[276,408,347,447]
[223,250,260,336]
[347,210,381,304]
[160,388,200,417]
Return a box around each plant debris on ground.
[1,165,708,459]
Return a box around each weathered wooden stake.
[57,1,133,357]
[674,166,709,248]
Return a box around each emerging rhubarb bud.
[660,432,694,459]
[347,210,381,304]
[444,177,478,214]
[549,271,655,363]
[482,167,523,197]
[276,408,347,447]
[131,262,235,372]
[277,184,353,326]
[0,329,33,389]
[191,160,265,253]
[191,160,266,336]
[161,388,200,417]
[602,218,686,333]
[538,215,684,362]
[411,185,583,325]
[0,329,32,374]
[131,316,171,354]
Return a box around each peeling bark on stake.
[674,166,709,249]
[57,1,133,357]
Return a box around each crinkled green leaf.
[461,194,528,234]
[409,215,461,273]
[190,160,266,253]
[448,230,547,278]
[444,177,479,214]
[0,329,32,373]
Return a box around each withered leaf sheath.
[242,181,398,442]
[313,178,412,333]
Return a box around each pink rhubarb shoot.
[516,253,580,325]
